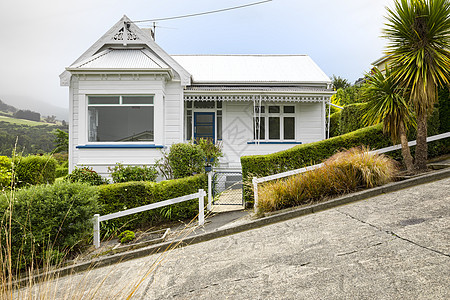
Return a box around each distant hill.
[0,99,17,114]
[0,114,68,156]
[0,97,68,121]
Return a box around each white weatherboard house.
[60,16,334,176]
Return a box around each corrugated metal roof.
[172,55,330,84]
[70,48,169,69]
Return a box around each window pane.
[217,101,222,109]
[88,106,154,142]
[217,110,222,116]
[88,96,119,105]
[196,114,214,123]
[217,116,222,140]
[253,117,265,140]
[186,101,192,108]
[187,116,192,140]
[269,106,280,113]
[284,117,295,140]
[284,106,295,113]
[194,101,215,108]
[122,96,153,104]
[269,117,280,139]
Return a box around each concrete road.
[29,178,450,299]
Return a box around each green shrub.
[0,156,12,188]
[14,155,57,187]
[438,87,449,134]
[55,166,69,178]
[157,142,205,179]
[66,166,105,186]
[196,138,223,166]
[0,182,99,270]
[108,163,158,183]
[258,147,397,213]
[97,174,207,231]
[339,103,368,135]
[329,111,342,137]
[118,230,135,244]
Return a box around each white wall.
[69,73,183,176]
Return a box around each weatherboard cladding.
[172,55,331,84]
[70,48,169,69]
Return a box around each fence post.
[93,214,100,248]
[207,171,213,211]
[198,189,205,226]
[252,177,258,214]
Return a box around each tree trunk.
[399,121,414,173]
[414,111,428,171]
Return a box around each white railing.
[93,189,206,248]
[252,132,450,212]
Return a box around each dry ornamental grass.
[258,147,398,213]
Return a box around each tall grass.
[258,147,398,213]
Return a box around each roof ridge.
[171,54,308,57]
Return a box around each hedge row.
[97,174,207,232]
[0,155,57,188]
[0,182,99,270]
[339,103,368,135]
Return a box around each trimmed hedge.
[0,156,12,188]
[14,155,57,187]
[329,111,342,137]
[97,174,207,231]
[339,103,368,135]
[438,87,449,134]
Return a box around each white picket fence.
[93,189,206,248]
[252,132,450,212]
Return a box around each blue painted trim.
[76,144,164,149]
[247,141,303,145]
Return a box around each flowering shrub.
[66,166,106,186]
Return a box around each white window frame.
[253,104,296,142]
[87,95,155,143]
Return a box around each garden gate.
[212,171,244,205]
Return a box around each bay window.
[88,95,154,142]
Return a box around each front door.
[194,112,215,142]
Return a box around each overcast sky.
[0,0,394,120]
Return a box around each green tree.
[331,75,351,90]
[53,129,68,153]
[383,0,450,171]
[363,68,415,173]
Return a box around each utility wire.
[132,0,272,23]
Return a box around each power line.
[132,0,272,23]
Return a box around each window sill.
[76,144,164,149]
[247,141,302,145]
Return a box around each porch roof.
[172,55,331,84]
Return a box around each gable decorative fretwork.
[112,23,139,41]
[184,95,329,102]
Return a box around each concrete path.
[24,178,449,299]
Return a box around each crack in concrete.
[335,209,450,258]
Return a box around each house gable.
[60,15,191,86]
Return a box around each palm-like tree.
[364,67,415,173]
[383,0,450,171]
